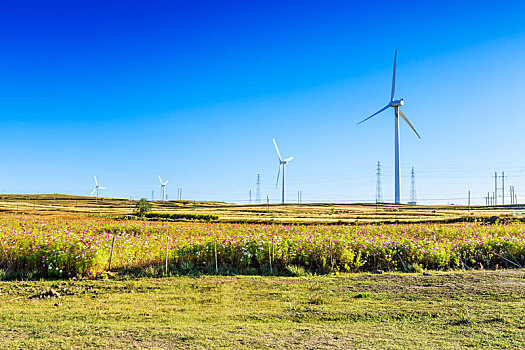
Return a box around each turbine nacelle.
[390,99,404,107]
[280,156,293,165]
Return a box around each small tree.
[135,198,152,217]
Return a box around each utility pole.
[256,174,261,203]
[249,190,252,204]
[266,195,269,213]
[502,171,505,205]
[152,190,154,201]
[494,172,498,205]
[510,186,518,205]
[493,171,507,205]
[376,161,383,204]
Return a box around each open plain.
[0,195,524,349]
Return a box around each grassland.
[1,270,524,349]
[0,193,525,224]
[1,195,524,349]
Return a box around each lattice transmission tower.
[255,174,261,203]
[408,167,417,205]
[376,162,383,203]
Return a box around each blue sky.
[1,1,525,204]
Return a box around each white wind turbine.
[273,138,293,204]
[91,176,105,200]
[158,176,168,201]
[357,50,421,204]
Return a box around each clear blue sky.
[1,0,525,204]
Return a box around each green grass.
[1,270,524,349]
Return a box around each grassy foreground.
[1,270,524,349]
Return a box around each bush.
[135,198,152,217]
[144,212,219,222]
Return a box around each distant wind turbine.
[273,138,293,204]
[91,176,105,199]
[158,176,168,201]
[357,50,421,204]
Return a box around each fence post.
[214,238,218,274]
[329,238,333,270]
[269,241,273,274]
[272,240,275,271]
[165,236,170,274]
[108,235,116,271]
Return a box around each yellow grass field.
[0,193,524,224]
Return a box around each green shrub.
[135,198,152,217]
[144,212,219,222]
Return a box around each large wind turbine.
[273,138,293,204]
[158,176,168,201]
[357,50,421,204]
[91,176,105,199]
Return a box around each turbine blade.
[399,109,421,139]
[357,104,390,125]
[283,156,293,162]
[275,165,281,190]
[391,50,397,101]
[94,175,98,186]
[99,186,106,190]
[272,138,282,162]
[91,188,97,196]
[164,181,168,185]
[158,175,163,184]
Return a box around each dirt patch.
[270,278,306,285]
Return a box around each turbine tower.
[273,138,293,204]
[158,176,168,201]
[358,50,421,203]
[91,176,105,199]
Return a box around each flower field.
[0,217,524,278]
